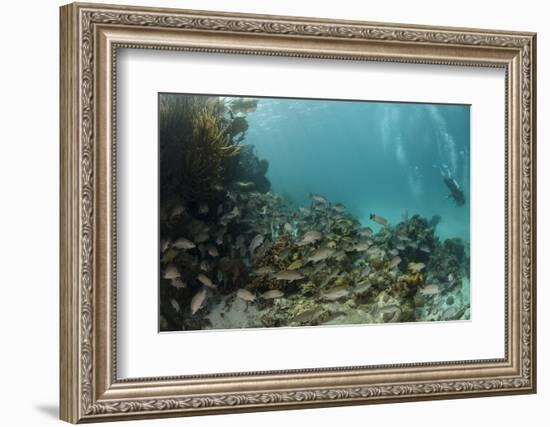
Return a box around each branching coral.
[182,104,242,201]
[159,95,243,205]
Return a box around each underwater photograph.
[158,93,470,332]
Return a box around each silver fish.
[369,213,389,227]
[234,181,255,190]
[409,262,426,273]
[201,224,211,233]
[249,234,264,255]
[283,222,292,233]
[307,248,334,263]
[200,260,209,272]
[261,290,284,299]
[332,203,346,213]
[322,288,349,301]
[287,259,303,270]
[197,273,215,288]
[353,241,370,252]
[161,249,178,264]
[358,228,373,238]
[332,251,347,261]
[274,270,304,282]
[219,206,240,225]
[236,288,256,302]
[253,266,275,276]
[420,284,440,295]
[388,256,402,269]
[163,264,180,279]
[160,239,171,252]
[354,281,372,295]
[170,277,186,289]
[194,232,210,243]
[298,230,322,246]
[292,308,323,323]
[170,205,184,218]
[395,242,406,251]
[442,306,459,321]
[190,288,207,315]
[389,249,399,256]
[171,299,180,312]
[366,246,382,257]
[378,305,402,322]
[206,244,219,257]
[320,270,339,288]
[420,245,431,253]
[227,192,238,203]
[173,237,196,250]
[310,193,327,204]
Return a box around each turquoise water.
[242,97,470,244]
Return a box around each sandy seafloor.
[200,277,471,331]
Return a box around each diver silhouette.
[435,164,466,206]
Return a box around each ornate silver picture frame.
[60,2,536,423]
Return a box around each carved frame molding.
[60,2,536,423]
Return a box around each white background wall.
[0,0,546,425]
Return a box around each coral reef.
[180,103,242,202]
[159,182,470,330]
[225,145,271,193]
